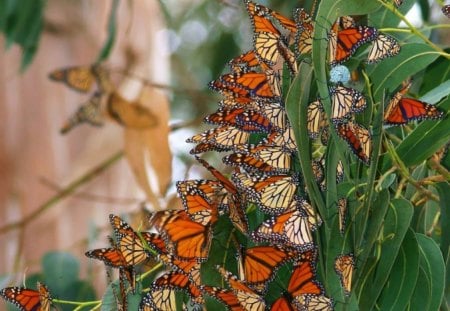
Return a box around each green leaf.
[410,234,445,311]
[436,182,450,266]
[97,0,119,62]
[369,0,415,28]
[368,43,441,101]
[42,251,80,290]
[420,50,450,95]
[358,198,413,310]
[376,229,419,310]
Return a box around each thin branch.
[0,151,124,235]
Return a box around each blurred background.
[0,0,448,307]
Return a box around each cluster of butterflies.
[2,1,447,311]
[48,64,156,134]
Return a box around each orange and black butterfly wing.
[243,246,295,292]
[0,283,52,311]
[288,261,323,297]
[151,210,212,262]
[270,296,297,311]
[203,286,245,311]
[335,121,371,164]
[85,247,126,268]
[384,96,444,125]
[331,26,378,65]
[335,254,355,296]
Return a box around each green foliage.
[0,0,46,70]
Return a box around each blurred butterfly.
[60,92,104,134]
[312,160,325,184]
[244,0,297,75]
[216,266,266,311]
[186,125,250,154]
[49,64,110,93]
[335,120,372,165]
[149,209,212,262]
[366,33,400,64]
[394,0,404,7]
[232,172,299,215]
[252,206,314,251]
[107,92,157,129]
[384,80,444,126]
[223,144,291,174]
[241,246,296,292]
[195,156,249,234]
[294,8,314,56]
[335,254,355,296]
[0,282,52,311]
[330,85,366,121]
[328,19,378,65]
[443,5,450,18]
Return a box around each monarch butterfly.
[312,160,325,184]
[293,8,314,56]
[335,254,355,296]
[244,1,298,75]
[60,92,104,134]
[264,124,298,153]
[292,197,323,231]
[443,5,450,18]
[109,214,151,267]
[176,179,219,226]
[159,253,202,285]
[107,92,157,129]
[232,172,299,215]
[335,120,372,164]
[241,246,296,292]
[0,282,52,311]
[366,33,400,64]
[216,71,278,102]
[217,266,266,311]
[258,102,287,130]
[149,209,212,262]
[252,207,314,251]
[187,125,250,154]
[384,81,444,125]
[320,126,330,146]
[202,286,245,311]
[139,272,203,310]
[329,22,378,65]
[195,156,249,234]
[337,198,348,235]
[270,257,332,310]
[292,294,334,311]
[236,110,274,133]
[228,50,269,73]
[223,144,291,174]
[330,85,366,121]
